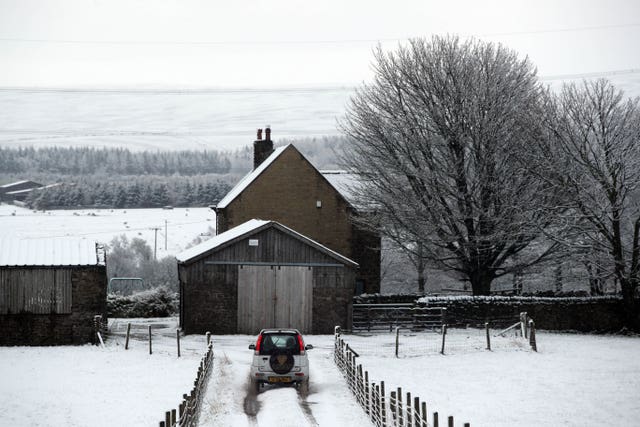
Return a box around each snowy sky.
[1,0,639,88]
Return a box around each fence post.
[521,312,528,338]
[441,324,447,355]
[397,387,403,427]
[433,412,439,427]
[414,396,420,427]
[390,391,397,424]
[448,415,454,427]
[365,370,370,416]
[421,401,427,427]
[177,328,181,358]
[149,325,153,355]
[406,391,412,427]
[529,319,537,352]
[165,411,171,427]
[381,381,387,426]
[125,322,131,350]
[485,322,491,351]
[206,331,211,345]
[159,422,165,427]
[395,327,400,358]
[171,409,176,425]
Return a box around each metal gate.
[237,265,313,334]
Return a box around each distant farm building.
[213,128,380,294]
[0,180,42,202]
[177,219,358,335]
[0,239,107,345]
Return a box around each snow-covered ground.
[0,204,215,256]
[344,331,640,427]
[199,334,371,427]
[0,319,208,427]
[1,327,638,426]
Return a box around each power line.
[0,23,637,46]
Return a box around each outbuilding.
[177,219,358,335]
[0,238,107,345]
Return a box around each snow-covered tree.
[535,79,640,324]
[340,35,558,295]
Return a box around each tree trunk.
[469,271,494,296]
[619,278,639,331]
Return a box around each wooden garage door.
[237,265,313,334]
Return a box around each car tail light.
[297,334,305,353]
[255,334,263,353]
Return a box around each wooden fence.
[352,304,445,332]
[159,333,214,427]
[334,326,471,427]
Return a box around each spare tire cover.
[269,352,294,374]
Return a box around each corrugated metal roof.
[0,238,105,267]
[176,219,358,267]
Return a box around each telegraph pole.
[164,220,168,250]
[151,227,160,260]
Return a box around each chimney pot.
[265,126,271,142]
[257,128,263,140]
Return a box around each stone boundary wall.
[355,294,637,332]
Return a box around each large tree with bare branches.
[340,35,558,295]
[534,79,640,324]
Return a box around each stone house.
[213,128,380,294]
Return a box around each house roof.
[320,170,360,205]
[217,144,361,210]
[0,238,106,267]
[216,145,289,209]
[176,218,358,267]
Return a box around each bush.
[107,287,178,318]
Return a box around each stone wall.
[0,266,108,345]
[355,294,637,332]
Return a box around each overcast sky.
[1,0,639,88]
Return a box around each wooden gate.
[237,265,313,334]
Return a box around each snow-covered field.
[0,319,209,427]
[345,331,640,427]
[1,328,638,426]
[0,204,215,256]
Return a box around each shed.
[176,219,358,335]
[0,238,107,345]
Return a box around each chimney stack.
[253,125,274,170]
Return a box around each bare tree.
[340,36,558,295]
[537,79,640,324]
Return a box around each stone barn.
[176,219,358,335]
[0,238,107,345]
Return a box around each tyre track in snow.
[199,335,371,426]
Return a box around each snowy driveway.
[197,335,371,427]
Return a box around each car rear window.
[259,333,301,355]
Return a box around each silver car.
[248,328,313,392]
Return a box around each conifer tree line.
[23,175,230,210]
[0,146,231,175]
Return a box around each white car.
[248,328,313,392]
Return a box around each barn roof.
[0,238,106,267]
[176,219,358,267]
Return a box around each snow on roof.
[0,238,106,267]
[216,145,289,209]
[0,180,30,188]
[320,170,360,205]
[176,218,358,267]
[176,219,269,262]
